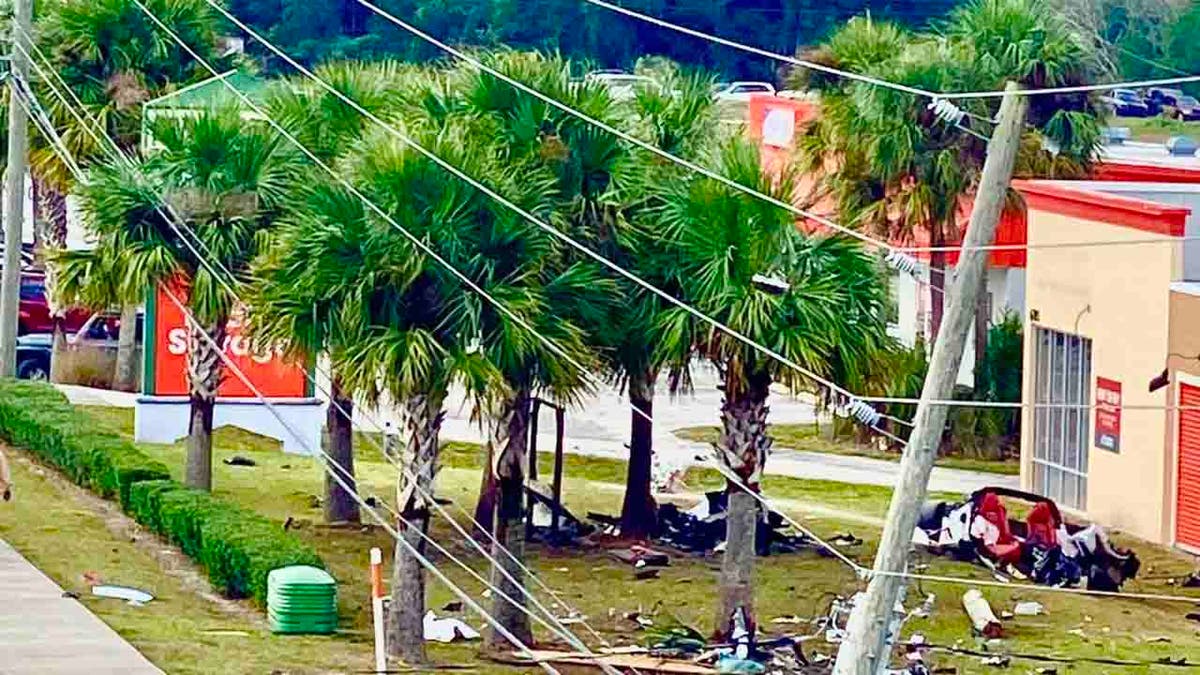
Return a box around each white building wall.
[889,266,1026,388]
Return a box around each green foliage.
[0,380,170,507]
[55,110,303,326]
[222,0,965,79]
[655,136,894,397]
[0,379,323,606]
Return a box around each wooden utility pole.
[0,0,31,377]
[833,82,1028,675]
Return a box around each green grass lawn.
[6,405,1200,674]
[675,423,1020,476]
[1118,115,1200,143]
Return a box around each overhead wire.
[15,30,621,661]
[131,0,876,585]
[581,0,1200,101]
[17,52,577,671]
[138,0,1200,610]
[197,0,923,429]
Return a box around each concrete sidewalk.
[0,539,161,674]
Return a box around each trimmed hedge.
[0,379,324,606]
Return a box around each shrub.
[0,380,170,505]
[0,379,324,606]
[128,480,323,604]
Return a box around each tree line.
[228,0,965,79]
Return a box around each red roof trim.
[1093,161,1200,185]
[1013,180,1188,237]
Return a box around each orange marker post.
[370,547,386,672]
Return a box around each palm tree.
[320,114,599,657]
[798,0,1103,347]
[55,111,301,491]
[451,52,722,540]
[243,61,417,525]
[33,0,230,390]
[655,137,892,639]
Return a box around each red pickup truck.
[19,274,90,335]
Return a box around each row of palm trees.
[47,50,893,658]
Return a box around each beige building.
[1018,179,1200,547]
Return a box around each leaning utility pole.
[834,81,1029,675]
[0,0,31,377]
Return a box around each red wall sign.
[1095,377,1122,453]
[148,283,308,399]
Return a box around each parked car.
[584,71,660,100]
[18,274,90,336]
[16,333,51,381]
[71,309,145,347]
[713,81,776,103]
[1146,87,1186,115]
[1174,95,1200,121]
[1101,89,1150,117]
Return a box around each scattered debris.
[441,601,463,612]
[199,629,251,637]
[999,611,1014,620]
[61,590,80,599]
[715,656,765,674]
[911,594,936,619]
[423,610,480,643]
[634,568,661,581]
[515,649,716,674]
[914,487,1140,592]
[222,455,257,467]
[979,655,1010,667]
[962,590,1003,638]
[554,567,570,573]
[611,545,670,568]
[1013,601,1044,616]
[1067,628,1085,638]
[769,615,805,625]
[1181,572,1200,588]
[1146,636,1172,643]
[593,490,843,558]
[92,585,154,606]
[1185,611,1200,623]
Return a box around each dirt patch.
[6,445,266,627]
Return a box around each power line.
[53,11,1200,612]
[157,284,568,674]
[130,0,897,582]
[582,0,1200,101]
[18,34,621,659]
[199,0,908,423]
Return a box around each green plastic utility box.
[267,566,338,635]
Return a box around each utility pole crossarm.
[833,81,1029,675]
[0,0,31,377]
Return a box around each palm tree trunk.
[49,317,67,383]
[184,319,225,491]
[113,304,139,392]
[387,390,446,664]
[37,181,69,384]
[620,370,658,540]
[486,387,533,651]
[474,449,498,540]
[323,376,360,525]
[713,370,772,640]
[929,221,947,343]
